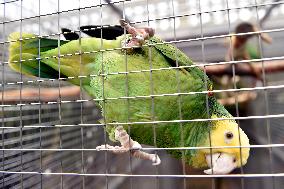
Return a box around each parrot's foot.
[96,126,161,165]
[96,144,138,154]
[119,19,155,49]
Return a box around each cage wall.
[1,0,284,189]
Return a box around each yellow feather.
[191,115,250,168]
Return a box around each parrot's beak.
[204,153,237,174]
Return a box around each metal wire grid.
[1,0,284,188]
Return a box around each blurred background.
[1,0,284,188]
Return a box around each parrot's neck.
[209,96,233,119]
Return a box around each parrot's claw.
[119,19,155,50]
[151,154,161,165]
[96,144,129,153]
[119,19,128,27]
[96,142,142,153]
[96,125,161,166]
[132,141,142,150]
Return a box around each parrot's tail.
[8,32,68,79]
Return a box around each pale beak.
[204,153,237,174]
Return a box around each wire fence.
[1,0,284,188]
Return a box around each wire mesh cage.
[1,0,284,188]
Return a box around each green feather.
[246,43,260,59]
[9,32,233,164]
[89,40,213,161]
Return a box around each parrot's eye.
[225,131,234,139]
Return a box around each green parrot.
[225,22,272,80]
[8,20,250,174]
[225,22,272,61]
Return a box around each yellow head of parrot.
[191,116,250,174]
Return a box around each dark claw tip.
[119,19,128,27]
[147,28,155,37]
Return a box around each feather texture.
[8,32,249,168]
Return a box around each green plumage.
[8,32,231,165]
[247,43,261,59]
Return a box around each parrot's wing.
[149,36,211,85]
[61,28,80,40]
[80,25,125,40]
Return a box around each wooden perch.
[218,91,257,106]
[1,86,81,103]
[203,59,284,77]
[1,59,284,104]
